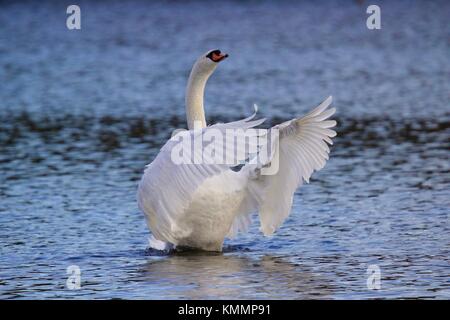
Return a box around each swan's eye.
[206,50,228,62]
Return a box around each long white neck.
[185,62,216,129]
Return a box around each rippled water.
[0,1,449,299]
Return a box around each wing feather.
[245,96,337,235]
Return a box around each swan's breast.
[174,170,247,250]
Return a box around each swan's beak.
[211,51,229,63]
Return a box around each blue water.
[0,0,449,299]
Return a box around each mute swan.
[137,49,337,251]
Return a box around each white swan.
[137,49,337,251]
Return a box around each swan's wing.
[137,112,266,243]
[245,96,336,236]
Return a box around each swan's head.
[191,49,229,76]
[205,49,228,63]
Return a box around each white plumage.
[137,50,336,251]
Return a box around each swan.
[137,49,337,251]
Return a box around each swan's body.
[138,50,337,251]
[173,171,247,250]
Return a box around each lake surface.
[0,0,449,299]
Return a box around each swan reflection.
[137,251,334,299]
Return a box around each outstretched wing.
[245,96,337,235]
[137,108,266,243]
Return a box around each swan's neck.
[185,64,216,129]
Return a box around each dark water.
[0,0,449,299]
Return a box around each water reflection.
[138,252,334,299]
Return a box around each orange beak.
[211,51,229,62]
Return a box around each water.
[0,0,449,299]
